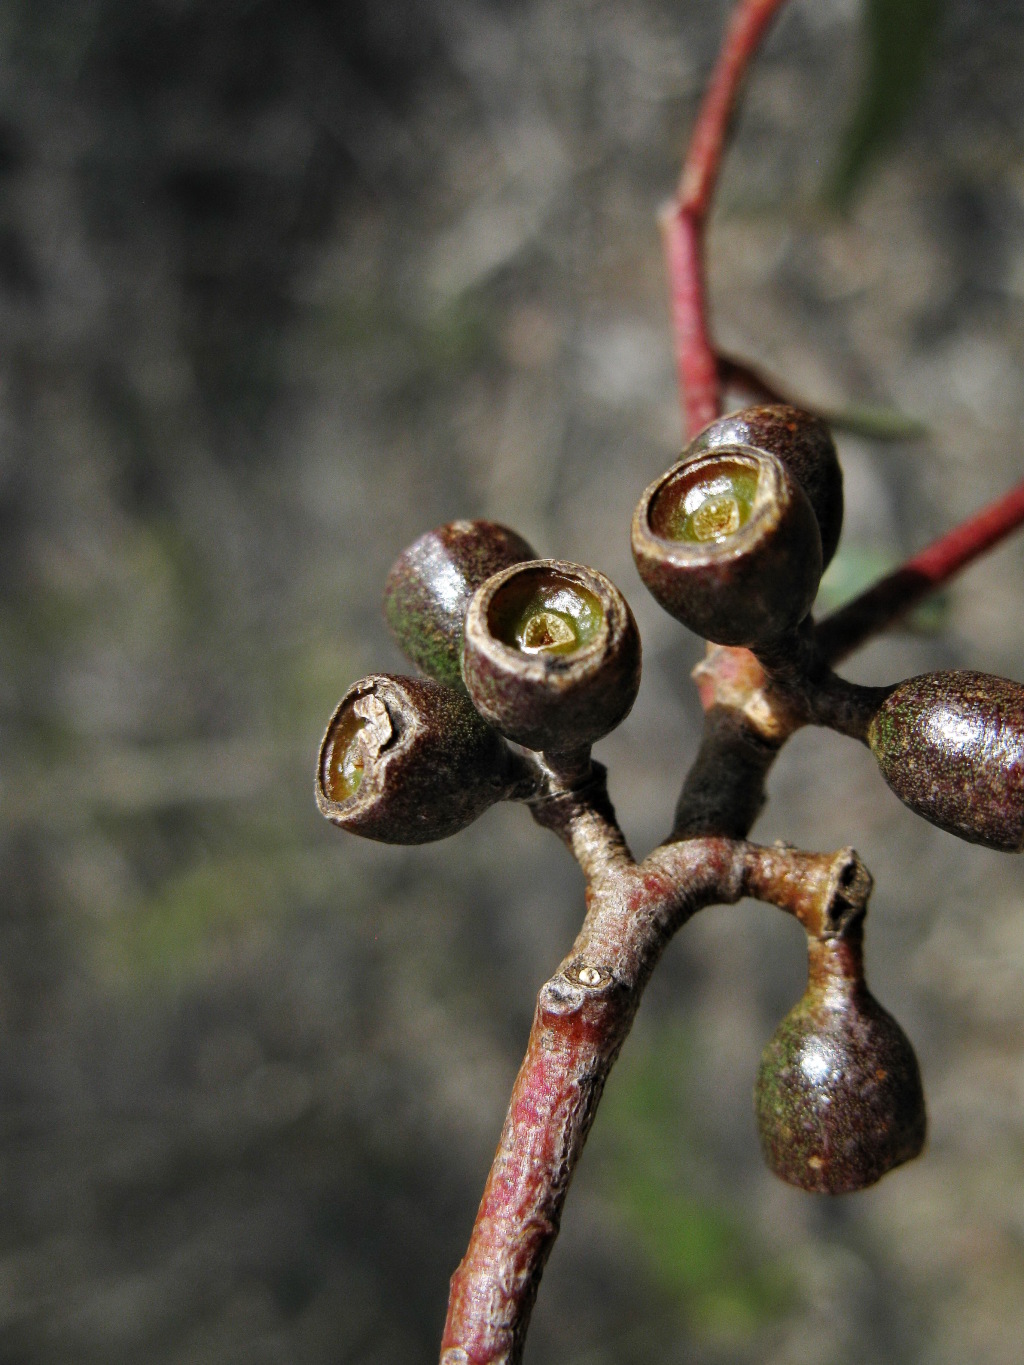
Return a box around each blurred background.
[3,0,1024,1360]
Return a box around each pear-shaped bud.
[631,444,823,647]
[755,936,926,1193]
[461,560,641,753]
[689,404,844,567]
[316,674,514,843]
[868,670,1024,851]
[383,521,536,688]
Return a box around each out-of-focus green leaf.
[593,1024,794,1340]
[828,0,944,210]
[821,401,928,441]
[818,542,950,632]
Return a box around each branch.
[662,0,789,438]
[528,762,634,883]
[440,841,744,1365]
[440,837,861,1365]
[671,636,886,845]
[672,702,781,839]
[816,475,1024,664]
[741,842,872,939]
[660,205,719,438]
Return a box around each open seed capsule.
[383,520,537,688]
[631,444,823,646]
[461,560,641,753]
[868,669,1024,851]
[689,404,844,567]
[316,674,513,843]
[755,936,926,1194]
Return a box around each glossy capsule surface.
[755,938,926,1193]
[869,669,1024,850]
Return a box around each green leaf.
[828,0,944,210]
[819,401,928,442]
[592,1023,794,1339]
[818,543,950,633]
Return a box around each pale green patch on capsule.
[323,707,368,802]
[502,580,604,656]
[661,465,760,543]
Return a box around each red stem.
[817,475,1024,663]
[663,0,789,438]
[441,844,743,1365]
[660,206,719,437]
[678,0,788,218]
[439,839,866,1364]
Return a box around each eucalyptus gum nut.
[383,520,537,688]
[755,938,926,1194]
[461,560,641,753]
[867,669,1024,851]
[689,404,844,567]
[315,674,512,843]
[631,445,823,647]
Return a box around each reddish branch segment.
[663,0,789,437]
[817,475,1024,663]
[440,855,707,1365]
[660,207,720,439]
[441,823,865,1365]
[677,0,788,217]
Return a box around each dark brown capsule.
[868,669,1024,851]
[631,444,823,647]
[689,404,844,567]
[461,560,641,753]
[383,520,536,688]
[755,936,926,1194]
[315,674,514,843]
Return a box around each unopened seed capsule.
[755,935,926,1194]
[868,669,1024,851]
[383,520,536,688]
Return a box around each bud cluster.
[316,402,1024,1195]
[635,406,1024,853]
[317,521,642,843]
